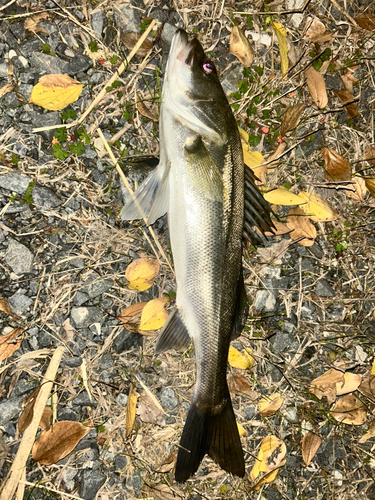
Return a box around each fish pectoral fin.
[175,391,245,482]
[120,160,170,225]
[155,308,191,353]
[184,134,227,202]
[231,267,249,340]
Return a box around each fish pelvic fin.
[120,160,170,225]
[155,308,191,353]
[174,392,245,482]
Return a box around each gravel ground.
[1,1,375,499]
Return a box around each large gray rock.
[4,239,34,274]
[0,172,31,194]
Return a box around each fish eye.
[201,60,216,75]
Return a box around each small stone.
[62,356,82,368]
[65,55,93,75]
[0,172,31,194]
[116,393,128,406]
[90,10,108,38]
[254,289,277,313]
[4,239,34,274]
[284,407,299,423]
[315,279,335,297]
[8,291,33,315]
[161,23,179,45]
[32,185,61,209]
[113,329,143,353]
[81,273,113,298]
[0,397,23,426]
[58,408,79,421]
[61,468,78,492]
[72,391,97,407]
[158,387,178,410]
[29,52,68,74]
[73,291,90,306]
[71,307,103,328]
[114,5,141,33]
[114,455,128,472]
[79,469,106,500]
[221,64,243,95]
[32,112,62,142]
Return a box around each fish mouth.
[171,29,203,68]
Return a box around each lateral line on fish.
[97,128,174,274]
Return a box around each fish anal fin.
[175,392,245,482]
[155,308,190,353]
[231,268,249,341]
[120,161,170,225]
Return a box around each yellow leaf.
[298,190,337,222]
[271,22,289,76]
[263,187,306,206]
[238,126,249,143]
[30,74,84,111]
[258,393,284,417]
[372,358,375,376]
[243,146,264,168]
[125,258,160,291]
[237,423,248,437]
[230,26,254,66]
[139,297,169,331]
[126,384,139,437]
[228,345,254,370]
[336,372,362,396]
[250,435,286,483]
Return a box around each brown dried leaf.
[126,384,139,437]
[305,66,328,108]
[0,83,16,99]
[336,372,362,396]
[346,177,367,202]
[117,302,147,332]
[280,104,305,136]
[136,93,158,121]
[365,147,375,168]
[121,32,153,57]
[355,13,375,31]
[331,394,367,425]
[18,388,41,433]
[358,376,375,400]
[25,13,49,34]
[258,393,284,417]
[286,206,317,247]
[137,390,165,426]
[40,406,52,430]
[256,239,291,264]
[365,178,375,199]
[302,432,322,466]
[156,452,176,473]
[230,26,254,67]
[228,372,251,393]
[359,425,375,443]
[305,18,332,43]
[0,328,24,362]
[333,89,360,118]
[266,142,287,167]
[32,421,91,465]
[310,368,344,404]
[323,147,352,182]
[341,74,353,93]
[0,297,21,319]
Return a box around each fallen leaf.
[0,83,16,99]
[365,178,375,199]
[256,239,291,264]
[125,258,160,291]
[18,388,41,433]
[121,32,153,57]
[331,394,367,425]
[358,376,375,400]
[280,103,305,136]
[137,390,165,426]
[238,126,249,143]
[126,385,139,437]
[355,13,375,31]
[156,451,176,473]
[24,13,49,34]
[359,426,375,443]
[250,435,286,482]
[298,190,338,222]
[310,368,344,404]
[136,93,158,121]
[302,432,322,466]
[228,345,254,370]
[372,359,375,376]
[287,206,317,247]
[323,147,352,182]
[346,177,367,202]
[32,421,90,465]
[0,297,20,319]
[271,22,289,76]
[263,187,306,206]
[266,142,287,168]
[242,144,267,184]
[117,302,147,332]
[305,17,332,43]
[305,66,328,108]
[139,297,169,331]
[39,406,52,431]
[229,26,254,66]
[0,328,24,362]
[333,89,360,118]
[30,74,84,111]
[228,373,259,401]
[365,147,375,168]
[259,393,284,417]
[237,423,248,437]
[336,372,362,396]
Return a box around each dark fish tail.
[174,390,245,482]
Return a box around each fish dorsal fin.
[184,134,227,202]
[120,160,170,225]
[243,166,275,245]
[231,267,249,340]
[155,308,191,353]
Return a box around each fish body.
[121,29,273,482]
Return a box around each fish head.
[163,29,233,145]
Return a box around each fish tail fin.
[174,393,245,482]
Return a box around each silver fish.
[121,29,273,482]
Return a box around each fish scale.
[121,28,274,482]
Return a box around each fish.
[121,29,274,482]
